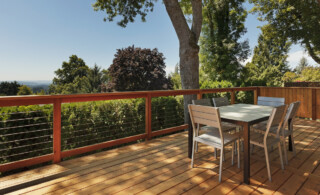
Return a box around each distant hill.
[0,80,52,94]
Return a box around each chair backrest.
[212,97,229,107]
[264,104,288,140]
[282,101,301,133]
[258,96,285,107]
[192,99,212,106]
[188,104,224,141]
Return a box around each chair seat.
[250,131,280,147]
[194,130,240,149]
[201,122,236,132]
[253,122,291,137]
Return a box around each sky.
[0,0,316,81]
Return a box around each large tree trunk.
[163,0,202,123]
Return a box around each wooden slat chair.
[212,96,230,107]
[257,96,285,107]
[192,99,237,159]
[253,101,300,164]
[212,97,243,154]
[188,104,241,182]
[250,104,287,181]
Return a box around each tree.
[0,81,21,96]
[88,64,106,93]
[17,85,33,95]
[296,66,320,81]
[106,46,172,91]
[244,25,291,86]
[49,55,91,94]
[295,57,309,74]
[200,0,250,83]
[93,0,202,123]
[283,71,298,83]
[250,0,320,64]
[168,64,182,90]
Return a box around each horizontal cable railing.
[0,87,260,173]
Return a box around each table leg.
[243,122,250,184]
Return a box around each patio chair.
[212,97,243,153]
[253,101,300,164]
[188,104,241,182]
[257,96,285,107]
[250,104,287,181]
[212,96,230,107]
[192,99,237,158]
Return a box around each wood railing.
[0,87,257,172]
[258,87,319,120]
[0,86,319,173]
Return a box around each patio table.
[219,103,273,184]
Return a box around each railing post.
[231,90,235,104]
[53,99,61,163]
[254,87,259,105]
[145,94,152,140]
[312,89,317,120]
[197,91,202,100]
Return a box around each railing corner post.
[145,94,152,140]
[53,99,62,163]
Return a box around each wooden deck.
[1,118,319,195]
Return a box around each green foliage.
[199,73,234,99]
[106,45,172,91]
[0,97,184,165]
[243,25,291,87]
[50,55,106,94]
[283,71,298,83]
[88,64,107,93]
[296,66,320,82]
[17,85,33,95]
[250,0,320,64]
[200,0,250,83]
[168,64,182,90]
[93,0,155,27]
[0,105,53,164]
[0,81,21,96]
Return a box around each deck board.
[1,118,320,195]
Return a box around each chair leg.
[214,148,217,159]
[231,142,234,166]
[282,139,288,165]
[278,142,284,170]
[237,139,240,168]
[264,146,272,181]
[219,148,224,182]
[191,140,196,168]
[195,142,198,153]
[234,141,237,155]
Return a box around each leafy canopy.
[0,81,21,96]
[17,85,33,95]
[200,0,250,83]
[93,0,155,27]
[250,0,320,64]
[106,45,172,91]
[244,24,291,86]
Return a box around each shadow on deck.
[1,118,320,195]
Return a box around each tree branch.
[305,40,320,64]
[191,0,203,42]
[163,0,191,43]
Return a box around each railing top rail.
[0,87,258,107]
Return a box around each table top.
[219,103,273,123]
